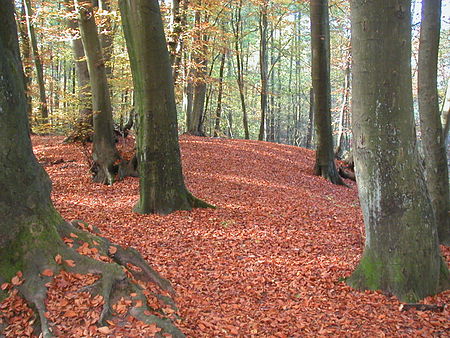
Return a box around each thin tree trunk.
[310,0,343,184]
[187,10,208,136]
[335,56,351,158]
[258,0,269,141]
[18,0,33,129]
[418,0,449,245]
[306,87,314,149]
[441,78,450,142]
[96,0,114,78]
[75,0,119,184]
[232,0,249,139]
[214,50,226,137]
[24,0,49,125]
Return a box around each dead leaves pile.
[1,135,449,336]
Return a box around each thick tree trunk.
[347,0,449,302]
[119,0,213,215]
[0,3,182,337]
[310,0,343,184]
[64,0,93,143]
[418,0,449,245]
[24,0,49,125]
[75,0,119,184]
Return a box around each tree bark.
[310,0,343,184]
[64,0,93,143]
[335,56,351,159]
[24,0,49,125]
[18,0,33,129]
[347,0,449,302]
[0,2,182,336]
[75,0,119,184]
[418,0,449,245]
[258,0,269,141]
[214,50,226,137]
[119,0,213,215]
[232,0,249,139]
[186,9,208,136]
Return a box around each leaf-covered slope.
[3,135,448,336]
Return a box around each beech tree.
[119,0,212,214]
[310,0,343,184]
[64,0,93,143]
[75,0,120,184]
[417,0,449,245]
[0,1,183,336]
[24,0,49,125]
[347,0,449,302]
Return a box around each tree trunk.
[64,0,93,143]
[335,56,351,159]
[169,0,188,83]
[75,0,119,184]
[24,0,49,125]
[119,0,213,215]
[310,0,343,184]
[258,0,269,141]
[186,9,208,136]
[0,2,182,336]
[306,87,314,149]
[418,0,449,245]
[347,0,449,302]
[18,0,33,129]
[232,0,249,139]
[214,50,226,137]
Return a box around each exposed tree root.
[1,220,184,338]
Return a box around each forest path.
[32,135,449,337]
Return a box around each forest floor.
[1,135,449,337]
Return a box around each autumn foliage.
[1,135,449,336]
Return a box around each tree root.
[1,220,184,337]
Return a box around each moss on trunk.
[0,4,183,335]
[348,0,449,302]
[119,0,213,215]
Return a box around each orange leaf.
[11,276,21,286]
[69,232,78,238]
[65,260,76,267]
[41,269,54,277]
[1,283,9,290]
[97,326,111,334]
[54,254,62,264]
[64,310,77,317]
[109,246,117,254]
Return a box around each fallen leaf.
[41,269,54,277]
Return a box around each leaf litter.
[0,135,448,337]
